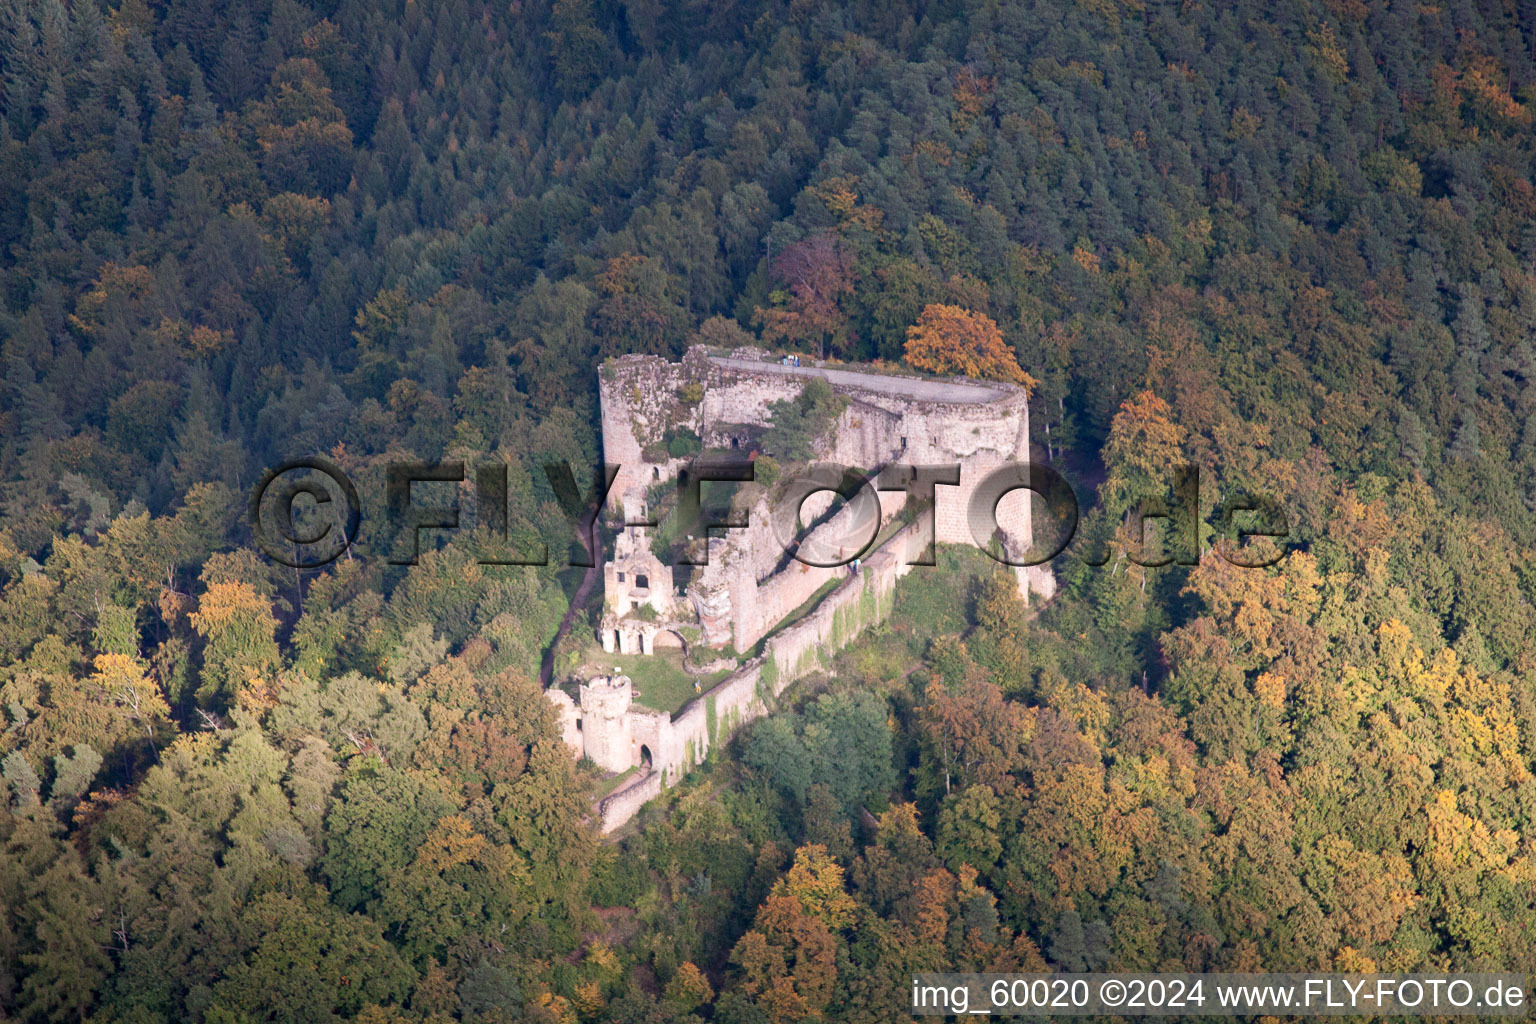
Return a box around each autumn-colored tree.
[248,58,355,193]
[88,652,171,745]
[731,895,840,1023]
[1100,390,1186,519]
[904,305,1036,387]
[377,814,532,962]
[756,233,855,359]
[7,0,1536,1012]
[771,844,858,930]
[593,253,690,357]
[851,804,939,916]
[916,678,1033,803]
[663,961,715,1011]
[5,646,170,768]
[189,581,281,708]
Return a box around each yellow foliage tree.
[663,962,714,1011]
[189,581,281,707]
[732,895,838,1024]
[571,980,604,1017]
[771,843,857,930]
[42,652,171,758]
[1100,389,1185,520]
[904,304,1036,388]
[89,652,171,743]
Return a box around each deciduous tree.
[904,305,1035,387]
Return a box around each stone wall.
[597,771,663,832]
[686,481,901,652]
[575,518,933,832]
[599,346,1035,521]
[618,346,1040,650]
[548,687,581,753]
[577,346,1053,832]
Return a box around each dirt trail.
[540,561,601,688]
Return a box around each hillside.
[3,0,1536,1020]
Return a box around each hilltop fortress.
[548,346,1053,829]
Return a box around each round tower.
[578,673,635,772]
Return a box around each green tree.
[762,378,848,464]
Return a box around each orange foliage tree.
[756,233,855,359]
[904,304,1037,388]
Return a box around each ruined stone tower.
[576,674,634,773]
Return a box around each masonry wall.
[708,482,904,652]
[745,561,841,649]
[599,346,1033,511]
[589,519,931,832]
[597,771,663,832]
[582,347,1049,832]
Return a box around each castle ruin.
[549,346,1053,829]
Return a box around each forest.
[3,0,1536,1020]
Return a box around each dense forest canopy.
[3,0,1536,1020]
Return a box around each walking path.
[707,355,1010,404]
[541,562,600,688]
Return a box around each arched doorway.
[639,745,654,772]
[652,629,685,650]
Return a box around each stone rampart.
[575,345,1051,832]
[574,519,932,831]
